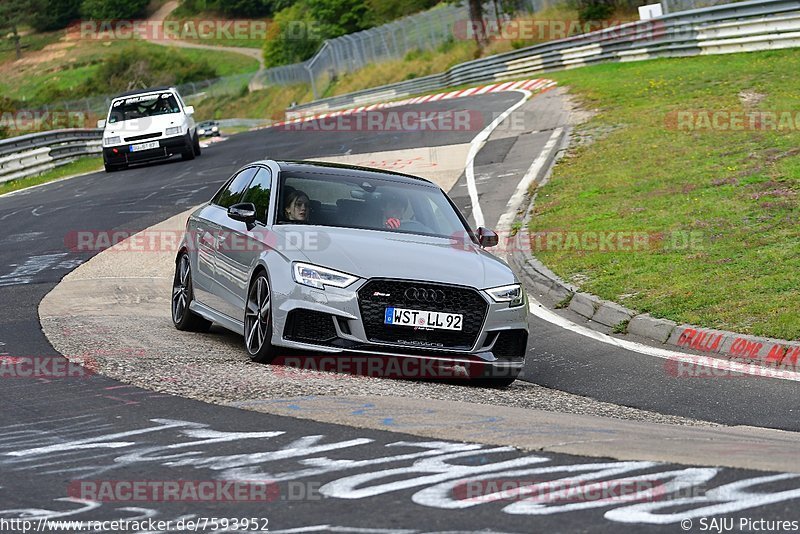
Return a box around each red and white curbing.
[274,79,557,127]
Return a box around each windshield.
[108,93,181,124]
[277,171,470,239]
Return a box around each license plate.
[129,141,159,152]
[384,307,463,331]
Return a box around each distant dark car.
[197,120,220,137]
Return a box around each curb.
[506,129,800,373]
[274,79,557,126]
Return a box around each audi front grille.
[357,279,489,351]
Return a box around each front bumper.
[270,278,528,379]
[103,133,190,166]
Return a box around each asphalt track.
[0,92,799,531]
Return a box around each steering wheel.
[398,220,434,233]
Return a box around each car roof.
[112,86,176,99]
[267,160,436,187]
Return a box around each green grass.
[0,156,103,196]
[532,49,800,340]
[0,39,258,104]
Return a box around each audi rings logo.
[404,287,446,303]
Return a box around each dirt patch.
[738,89,766,107]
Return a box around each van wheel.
[182,138,196,161]
[193,134,201,156]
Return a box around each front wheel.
[172,253,212,332]
[182,136,196,161]
[244,272,277,363]
[193,133,201,156]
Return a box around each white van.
[98,86,200,172]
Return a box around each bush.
[80,0,150,20]
[80,45,216,94]
[574,0,616,22]
[30,0,82,31]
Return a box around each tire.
[171,253,212,332]
[193,133,201,156]
[182,137,196,161]
[244,272,277,363]
[104,163,119,173]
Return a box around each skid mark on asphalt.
[0,253,83,287]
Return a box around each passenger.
[284,189,310,222]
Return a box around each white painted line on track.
[495,127,564,232]
[527,300,800,382]
[465,89,532,229]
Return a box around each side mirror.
[185,105,195,115]
[228,202,257,225]
[477,227,499,248]
[96,119,106,129]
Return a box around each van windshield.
[108,93,181,124]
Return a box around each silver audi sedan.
[172,160,528,386]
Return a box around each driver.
[381,192,408,229]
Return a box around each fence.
[287,0,800,115]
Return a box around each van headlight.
[103,136,121,146]
[165,126,182,136]
[486,284,525,307]
[293,263,357,290]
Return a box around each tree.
[467,0,488,49]
[306,0,369,38]
[0,0,36,59]
[30,0,82,31]
[80,0,150,20]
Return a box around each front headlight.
[198,129,206,135]
[103,136,121,146]
[211,126,218,132]
[486,284,525,307]
[293,262,357,290]
[166,126,182,136]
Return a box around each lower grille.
[125,132,162,142]
[284,309,337,343]
[491,330,527,360]
[358,279,488,351]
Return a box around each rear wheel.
[244,272,277,363]
[104,163,120,172]
[172,253,212,332]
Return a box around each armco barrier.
[0,129,102,184]
[289,0,800,116]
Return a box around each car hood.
[273,225,516,289]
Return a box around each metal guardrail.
[0,129,103,184]
[0,120,271,185]
[289,0,800,115]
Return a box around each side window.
[240,168,272,224]
[212,167,258,209]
